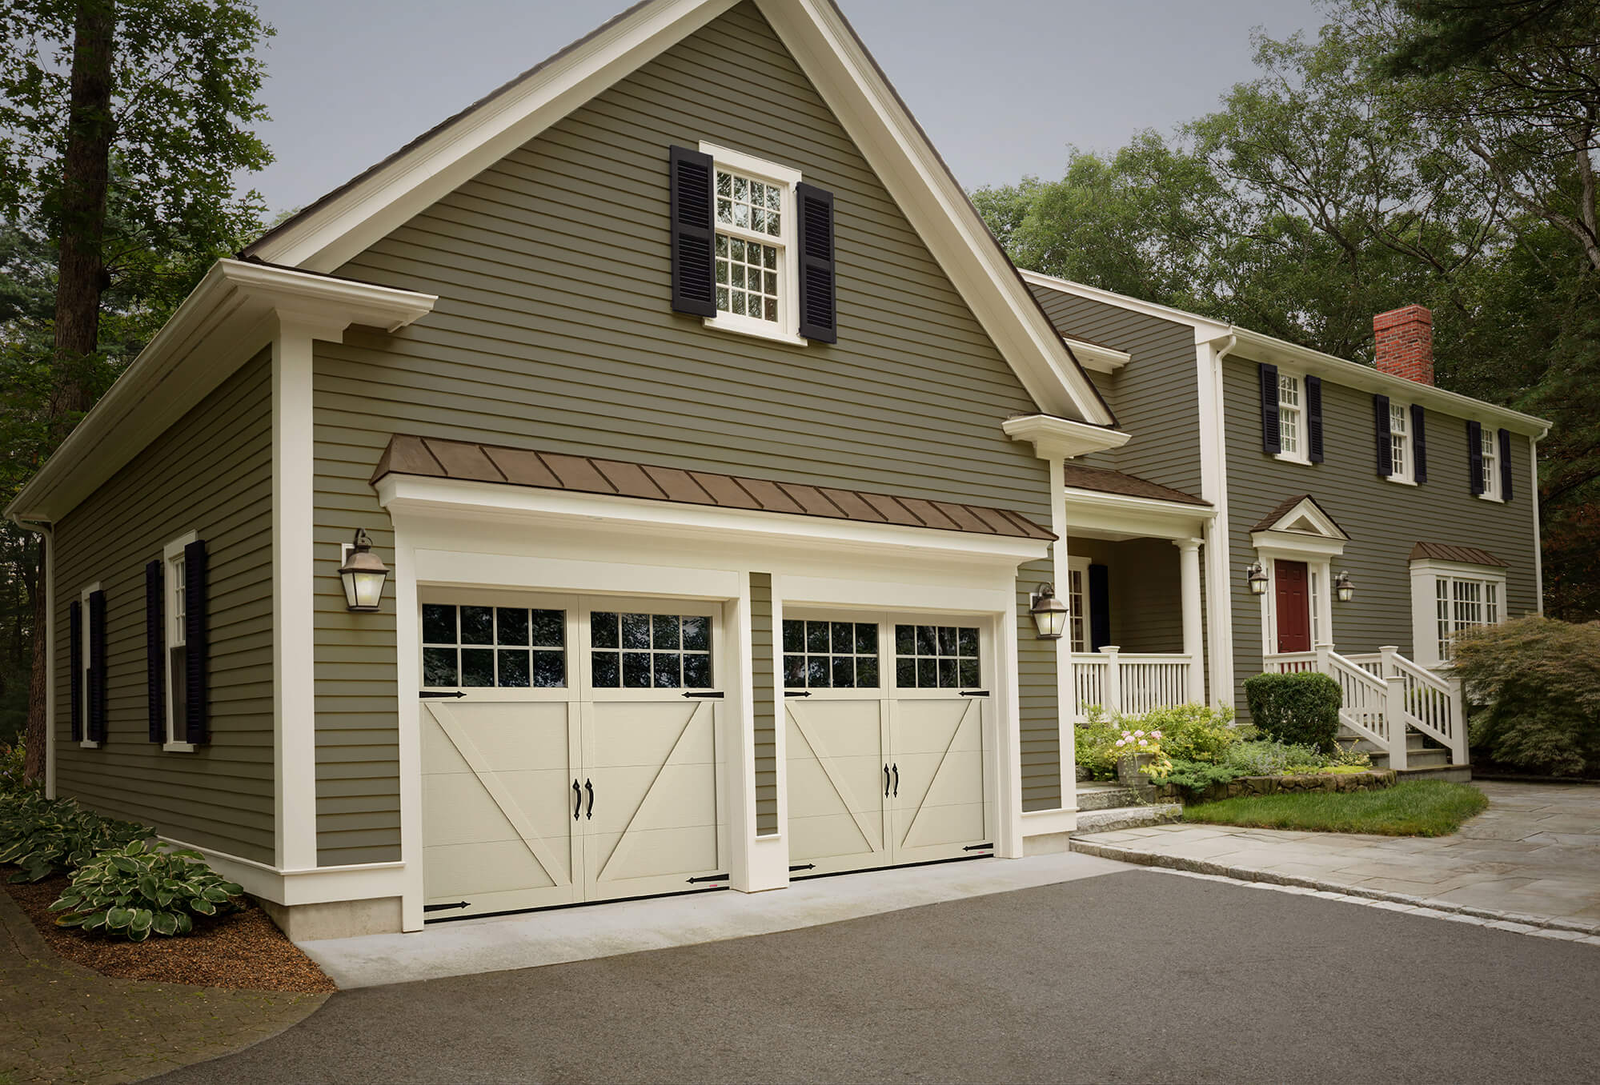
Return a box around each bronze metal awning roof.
[371,434,1055,541]
[1061,463,1209,507]
[1411,541,1505,567]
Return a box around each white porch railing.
[1073,647,1194,718]
[1265,644,1467,768]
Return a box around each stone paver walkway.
[1073,781,1600,933]
[0,887,328,1085]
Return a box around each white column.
[1174,537,1205,704]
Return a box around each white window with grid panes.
[163,532,197,750]
[1066,556,1091,654]
[1413,561,1507,666]
[1277,372,1306,460]
[701,143,802,344]
[1435,575,1499,661]
[1389,402,1411,481]
[1479,425,1500,499]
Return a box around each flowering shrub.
[1113,727,1172,779]
[1136,704,1238,763]
[1075,708,1122,780]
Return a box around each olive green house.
[6,0,1547,941]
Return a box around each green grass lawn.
[1182,780,1489,837]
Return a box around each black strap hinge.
[686,873,729,884]
[423,901,470,912]
[785,690,812,697]
[420,691,467,699]
[683,691,725,699]
[960,690,990,697]
[963,843,994,852]
[789,863,816,872]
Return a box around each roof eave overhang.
[1063,337,1130,374]
[244,0,1113,427]
[1230,328,1550,438]
[6,259,437,524]
[1061,488,1214,543]
[1003,414,1131,461]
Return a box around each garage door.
[420,594,727,919]
[784,612,991,877]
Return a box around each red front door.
[1275,560,1311,653]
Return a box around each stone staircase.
[1072,776,1181,834]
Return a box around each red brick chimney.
[1373,304,1433,385]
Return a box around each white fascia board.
[1063,337,1129,374]
[1003,414,1131,460]
[1257,495,1349,541]
[249,0,738,271]
[1021,270,1231,344]
[1229,328,1549,438]
[1061,489,1214,542]
[764,0,1111,424]
[5,259,436,524]
[1249,529,1348,560]
[377,475,1052,565]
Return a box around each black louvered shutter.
[1373,394,1392,477]
[1088,564,1111,652]
[69,600,83,742]
[1467,420,1484,495]
[1259,363,1280,454]
[796,182,837,343]
[1499,428,1513,500]
[88,590,107,743]
[146,560,165,742]
[668,146,716,317]
[183,539,208,744]
[1306,375,1324,463]
[1412,404,1427,483]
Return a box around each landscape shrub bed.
[51,839,245,942]
[0,791,152,883]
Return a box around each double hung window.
[1278,373,1304,458]
[1479,426,1499,499]
[1389,403,1410,481]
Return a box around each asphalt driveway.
[151,869,1600,1084]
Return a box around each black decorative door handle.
[884,764,890,797]
[585,779,595,820]
[892,763,899,797]
[572,779,581,820]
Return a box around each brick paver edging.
[1071,839,1600,937]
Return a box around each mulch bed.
[2,870,336,993]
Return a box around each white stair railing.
[1380,647,1467,766]
[1317,644,1397,766]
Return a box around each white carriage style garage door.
[784,612,993,877]
[419,593,727,919]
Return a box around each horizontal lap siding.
[1224,357,1539,712]
[750,573,777,835]
[52,350,274,862]
[313,2,1061,856]
[1030,287,1202,494]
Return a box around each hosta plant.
[50,840,245,941]
[0,792,152,883]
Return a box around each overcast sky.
[248,0,1327,217]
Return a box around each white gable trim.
[1255,496,1349,542]
[244,0,1111,425]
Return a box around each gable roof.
[1250,494,1349,539]
[373,434,1055,541]
[243,0,1114,427]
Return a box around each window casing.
[1277,372,1307,461]
[1389,403,1411,482]
[1066,557,1092,653]
[162,533,197,749]
[79,583,99,748]
[1479,425,1500,499]
[701,143,802,344]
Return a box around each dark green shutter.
[668,146,715,317]
[69,600,83,742]
[88,590,107,743]
[1306,375,1324,463]
[1259,364,1280,454]
[147,560,165,742]
[1467,420,1484,495]
[1088,564,1111,651]
[1499,428,1513,500]
[1373,394,1392,477]
[796,182,837,343]
[183,539,208,744]
[1411,404,1427,483]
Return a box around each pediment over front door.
[1248,494,1349,559]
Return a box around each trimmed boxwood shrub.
[1243,672,1341,752]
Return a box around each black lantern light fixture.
[1334,570,1355,603]
[1029,583,1070,640]
[339,529,390,612]
[1246,561,1269,596]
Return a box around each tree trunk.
[24,538,47,784]
[26,0,117,785]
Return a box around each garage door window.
[781,619,879,689]
[422,604,566,688]
[894,624,979,688]
[590,612,713,689]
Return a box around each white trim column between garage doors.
[418,592,729,920]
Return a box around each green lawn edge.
[1181,780,1489,837]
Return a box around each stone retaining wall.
[1156,769,1395,806]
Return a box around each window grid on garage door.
[781,619,879,689]
[894,624,980,689]
[422,604,566,688]
[589,611,713,689]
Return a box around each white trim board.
[241,0,1111,426]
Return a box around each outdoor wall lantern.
[1246,561,1269,595]
[1029,583,1070,640]
[339,529,390,612]
[1334,570,1355,603]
